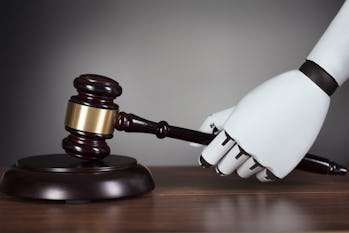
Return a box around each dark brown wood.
[115,112,347,176]
[0,166,348,233]
[0,154,154,201]
[295,153,347,175]
[62,127,112,160]
[116,111,215,145]
[71,74,122,110]
[62,74,122,160]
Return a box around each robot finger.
[190,107,235,147]
[236,157,264,178]
[200,130,236,167]
[216,144,249,175]
[256,168,277,182]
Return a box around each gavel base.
[0,154,155,202]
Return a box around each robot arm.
[193,1,349,181]
[308,0,349,86]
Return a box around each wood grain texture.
[1,166,349,233]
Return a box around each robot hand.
[192,0,349,181]
[195,70,329,181]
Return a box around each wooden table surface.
[1,166,349,233]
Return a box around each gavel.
[62,74,347,175]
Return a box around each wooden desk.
[1,166,348,233]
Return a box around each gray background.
[1,0,348,166]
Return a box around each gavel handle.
[116,112,215,145]
[115,112,347,175]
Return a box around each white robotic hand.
[197,70,329,181]
[193,0,349,181]
[189,107,235,147]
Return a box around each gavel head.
[62,74,122,160]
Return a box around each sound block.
[0,154,155,201]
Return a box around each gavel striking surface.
[0,154,154,201]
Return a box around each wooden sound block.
[0,154,154,202]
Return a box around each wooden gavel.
[62,74,347,175]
